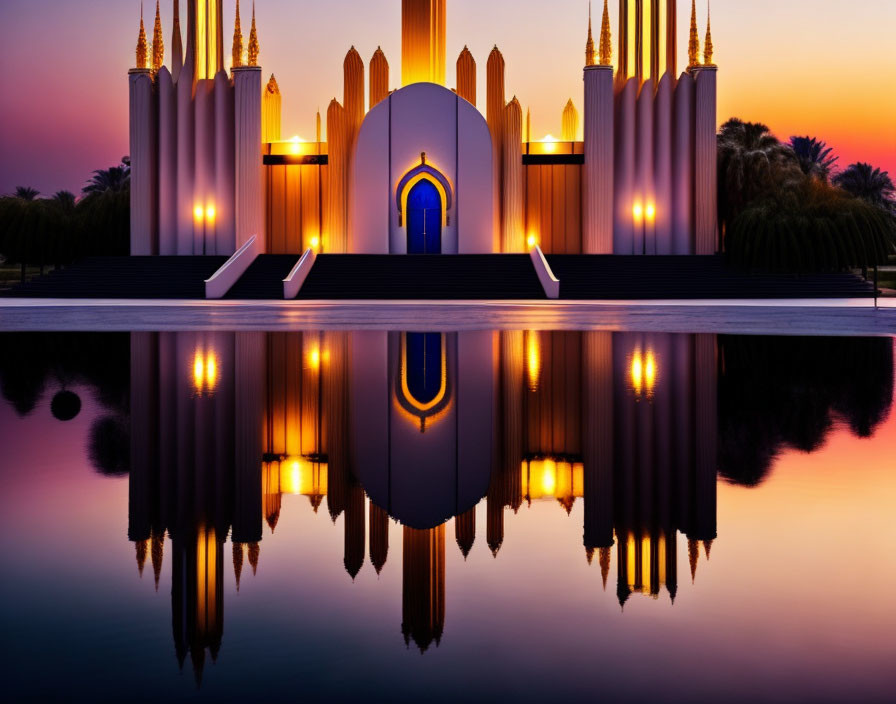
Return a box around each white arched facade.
[350,82,495,254]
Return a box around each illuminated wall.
[401,0,446,86]
[264,161,329,254]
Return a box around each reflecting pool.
[0,331,894,702]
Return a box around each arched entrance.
[406,180,442,254]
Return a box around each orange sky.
[0,0,894,195]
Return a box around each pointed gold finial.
[703,1,714,65]
[585,2,596,67]
[151,1,164,76]
[562,99,579,141]
[316,109,322,143]
[599,0,612,66]
[525,107,531,143]
[688,0,701,68]
[232,0,244,68]
[136,4,148,70]
[266,73,279,94]
[247,2,259,66]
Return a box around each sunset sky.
[1,0,894,195]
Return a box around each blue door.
[407,180,442,254]
[406,333,443,406]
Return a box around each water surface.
[1,331,894,703]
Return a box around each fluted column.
[666,0,678,78]
[617,0,629,81]
[487,47,506,251]
[158,67,177,254]
[693,334,718,543]
[583,332,613,555]
[456,47,476,105]
[129,68,157,255]
[614,77,637,253]
[692,65,718,254]
[233,331,264,545]
[344,47,365,140]
[326,100,348,253]
[502,98,523,253]
[194,78,215,254]
[369,47,390,108]
[584,65,614,253]
[672,72,694,253]
[635,79,655,254]
[233,65,263,250]
[654,73,673,254]
[175,52,195,254]
[214,70,235,255]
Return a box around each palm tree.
[789,136,838,181]
[717,119,802,235]
[52,190,77,213]
[726,177,896,274]
[834,163,896,214]
[82,161,130,195]
[14,186,39,201]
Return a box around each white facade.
[350,83,494,254]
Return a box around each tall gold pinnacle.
[232,0,244,68]
[585,2,596,66]
[598,0,612,66]
[266,73,279,94]
[688,0,700,68]
[248,2,260,66]
[136,4,148,70]
[151,1,164,76]
[703,1,714,65]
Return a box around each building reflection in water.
[121,329,893,674]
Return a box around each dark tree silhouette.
[789,136,838,181]
[13,186,39,201]
[834,163,896,215]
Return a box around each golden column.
[369,47,390,108]
[487,47,506,248]
[562,99,580,141]
[401,525,446,653]
[455,508,476,558]
[401,0,446,86]
[262,74,281,143]
[369,503,390,574]
[456,47,477,106]
[172,0,184,79]
[502,97,524,253]
[326,100,348,253]
[344,47,365,139]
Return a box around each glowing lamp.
[289,136,305,155]
[194,205,205,221]
[205,205,216,222]
[541,135,558,154]
[310,236,320,250]
[309,348,321,371]
[527,234,538,249]
[645,203,656,222]
[633,202,644,223]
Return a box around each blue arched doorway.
[406,180,442,254]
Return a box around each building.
[129,0,718,261]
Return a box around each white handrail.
[205,235,260,299]
[530,245,560,299]
[283,248,317,299]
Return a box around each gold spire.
[316,109,322,143]
[232,0,244,68]
[247,2,259,66]
[585,2,596,66]
[688,0,700,68]
[136,4,148,70]
[703,1,714,65]
[151,1,164,75]
[688,539,699,582]
[599,0,612,66]
[525,107,531,143]
[562,99,579,141]
[266,73,279,94]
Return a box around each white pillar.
[129,69,157,255]
[654,73,673,254]
[214,70,235,255]
[175,64,195,254]
[233,66,264,251]
[583,65,614,254]
[672,72,694,254]
[157,67,177,255]
[635,79,655,255]
[614,77,637,254]
[692,66,718,255]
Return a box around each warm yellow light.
[631,350,644,396]
[645,203,656,222]
[310,236,320,249]
[630,347,658,400]
[633,202,644,223]
[541,461,557,495]
[645,350,657,391]
[289,136,305,155]
[194,205,205,221]
[277,456,329,497]
[193,352,205,391]
[309,348,321,371]
[521,459,585,504]
[541,135,558,154]
[525,330,541,392]
[205,354,218,390]
[526,234,538,249]
[205,205,216,222]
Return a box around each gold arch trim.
[400,173,449,230]
[399,333,448,413]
